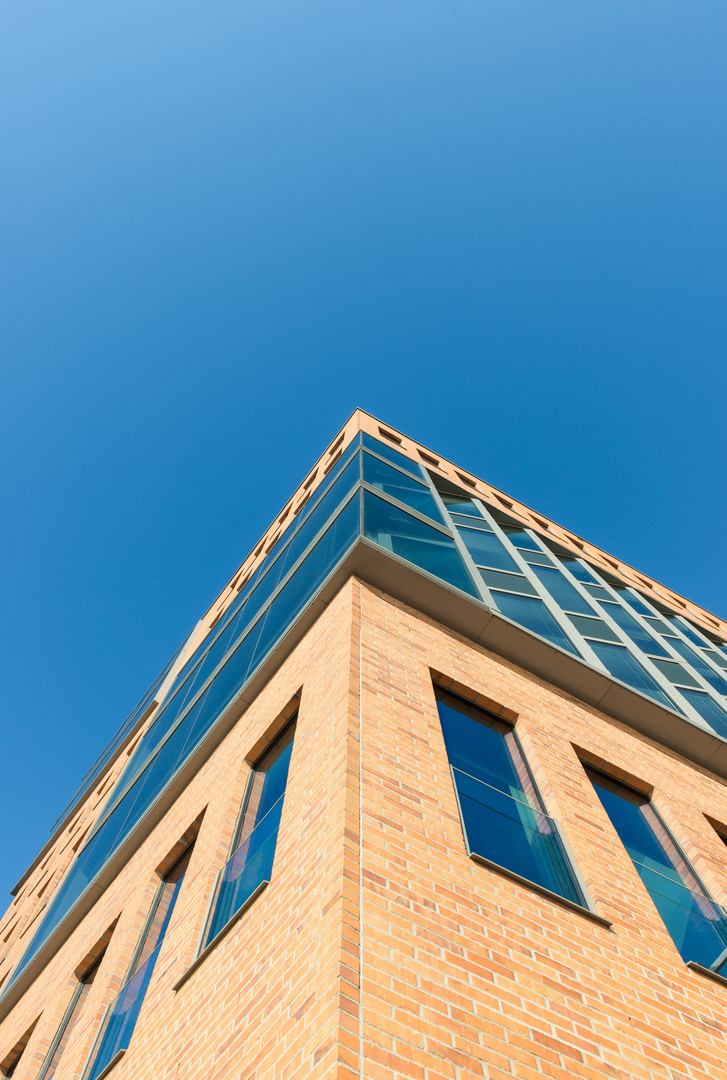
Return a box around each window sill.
[92,1049,126,1080]
[469,852,612,929]
[687,961,727,990]
[172,880,269,993]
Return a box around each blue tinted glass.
[104,465,361,819]
[645,616,678,638]
[454,770,583,904]
[520,550,555,567]
[363,492,476,596]
[7,498,360,993]
[437,697,528,799]
[589,773,727,966]
[567,616,620,642]
[205,800,280,946]
[530,565,595,616]
[673,619,709,648]
[242,727,295,835]
[599,602,669,657]
[457,527,519,572]
[361,433,422,477]
[588,642,677,710]
[650,659,701,688]
[362,453,444,524]
[86,871,186,1080]
[437,693,583,905]
[679,691,727,739]
[585,585,613,601]
[635,864,727,968]
[589,776,675,875]
[614,588,654,618]
[500,527,542,552]
[479,569,537,595]
[440,494,483,517]
[491,592,579,655]
[560,558,599,585]
[450,513,489,530]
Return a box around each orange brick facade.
[2,578,727,1079]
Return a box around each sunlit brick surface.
[3,578,727,1079]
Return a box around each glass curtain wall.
[435,688,585,906]
[587,768,727,971]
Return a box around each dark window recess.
[204,720,296,948]
[436,687,585,906]
[587,768,727,972]
[86,845,194,1080]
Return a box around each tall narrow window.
[85,845,193,1080]
[39,950,106,1080]
[587,768,727,971]
[203,718,296,948]
[435,687,585,906]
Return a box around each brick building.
[1,409,727,1080]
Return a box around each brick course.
[1,578,727,1079]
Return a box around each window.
[85,845,194,1080]
[203,720,295,948]
[587,768,727,972]
[39,951,106,1080]
[435,687,585,906]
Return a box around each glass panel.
[450,513,490,530]
[560,558,599,585]
[589,772,727,967]
[520,550,555,567]
[668,639,727,696]
[436,691,583,905]
[709,652,727,670]
[585,584,613,601]
[650,659,701,688]
[437,692,534,800]
[567,616,620,642]
[478,569,537,595]
[440,493,483,517]
[456,527,519,573]
[362,453,444,524]
[491,592,579,655]
[530,565,595,616]
[588,642,677,710]
[361,432,423,477]
[645,616,678,638]
[363,492,476,596]
[453,769,584,904]
[40,955,103,1080]
[500,527,542,552]
[679,691,727,739]
[205,798,281,946]
[614,588,655,618]
[672,619,709,648]
[599,602,669,657]
[86,856,189,1080]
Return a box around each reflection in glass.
[437,690,584,905]
[678,690,727,739]
[205,724,294,946]
[86,848,192,1080]
[364,492,476,595]
[456,527,519,573]
[362,453,444,524]
[588,770,727,968]
[491,592,579,655]
[530,565,595,616]
[588,642,677,710]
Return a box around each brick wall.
[2,577,727,1080]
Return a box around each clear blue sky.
[1,0,725,902]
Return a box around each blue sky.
[1,0,725,901]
